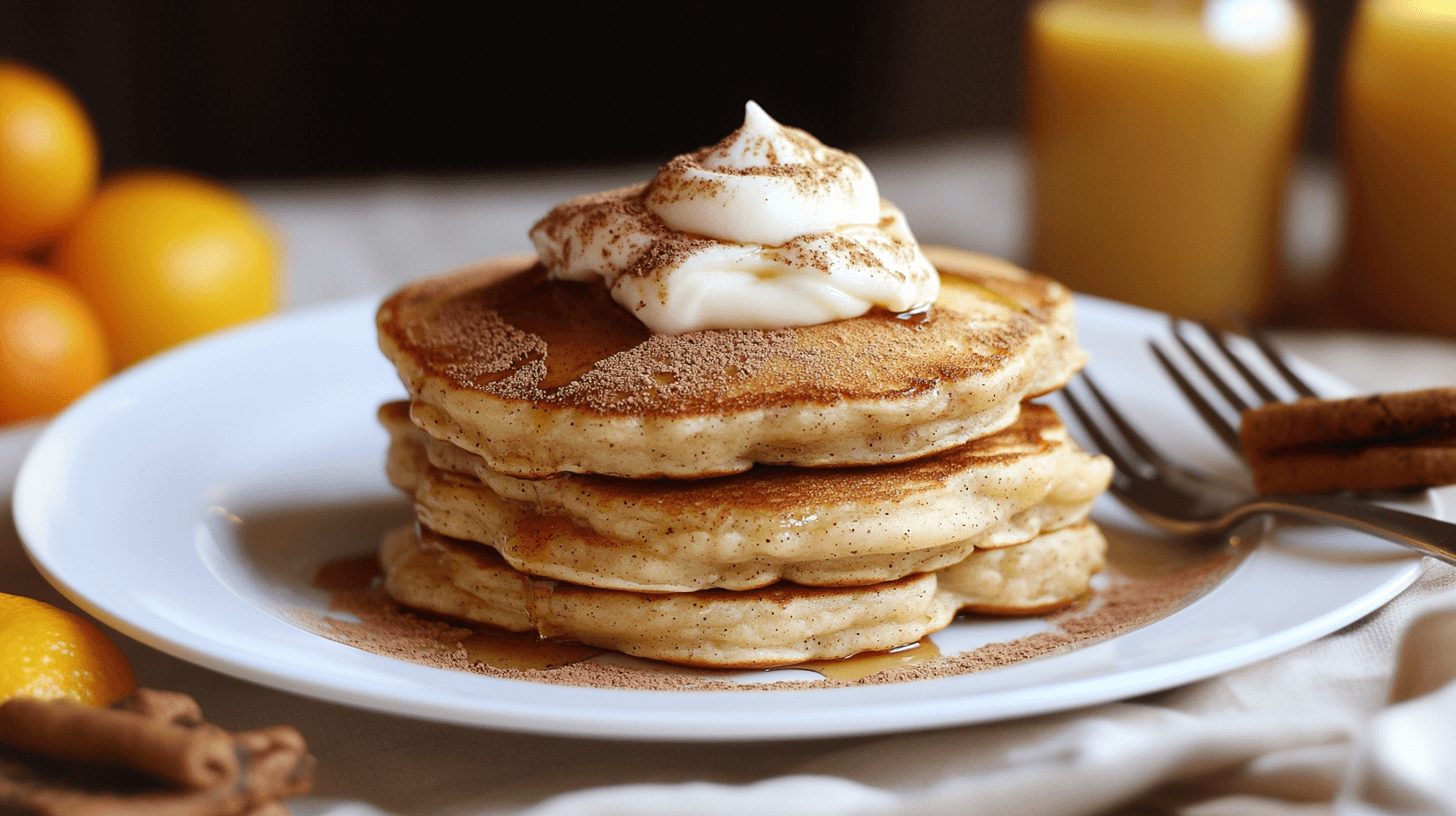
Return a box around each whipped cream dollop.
[530,101,939,334]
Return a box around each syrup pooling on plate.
[310,552,606,672]
[796,639,943,681]
[456,628,604,672]
[310,552,383,592]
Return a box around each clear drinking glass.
[1025,0,1310,321]
[1338,0,1456,337]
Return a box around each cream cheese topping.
[645,100,880,246]
[529,101,939,334]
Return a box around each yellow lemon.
[0,592,137,707]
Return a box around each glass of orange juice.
[1338,0,1456,337]
[1025,0,1310,321]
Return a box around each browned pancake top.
[377,253,1059,418]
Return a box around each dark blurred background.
[0,1,1358,181]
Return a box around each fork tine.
[1198,322,1280,404]
[1060,379,1151,483]
[1149,341,1243,453]
[1079,373,1173,472]
[1171,319,1253,414]
[1234,318,1320,399]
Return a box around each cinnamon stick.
[0,690,313,816]
[1240,387,1456,493]
[1240,388,1456,451]
[0,697,237,789]
[234,726,315,802]
[112,688,205,727]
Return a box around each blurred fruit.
[53,170,278,368]
[0,259,110,425]
[0,592,136,707]
[0,61,99,251]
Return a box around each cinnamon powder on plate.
[294,552,1228,691]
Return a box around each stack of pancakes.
[374,245,1112,668]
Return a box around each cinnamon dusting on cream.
[528,101,938,334]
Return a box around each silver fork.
[1149,318,1317,455]
[1059,370,1456,568]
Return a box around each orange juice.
[1025,0,1309,320]
[1339,0,1456,336]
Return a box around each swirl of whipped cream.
[645,101,880,247]
[530,101,939,334]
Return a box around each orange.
[0,592,136,707]
[0,61,100,251]
[0,259,110,425]
[53,169,278,368]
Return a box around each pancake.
[380,400,1112,592]
[380,521,1107,668]
[377,245,1088,479]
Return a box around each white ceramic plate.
[13,295,1429,741]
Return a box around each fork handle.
[1243,493,1456,566]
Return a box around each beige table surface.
[5,137,1456,815]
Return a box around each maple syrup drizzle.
[467,266,651,391]
[451,267,946,396]
[794,638,941,681]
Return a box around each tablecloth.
[4,136,1456,816]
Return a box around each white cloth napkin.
[512,576,1456,816]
